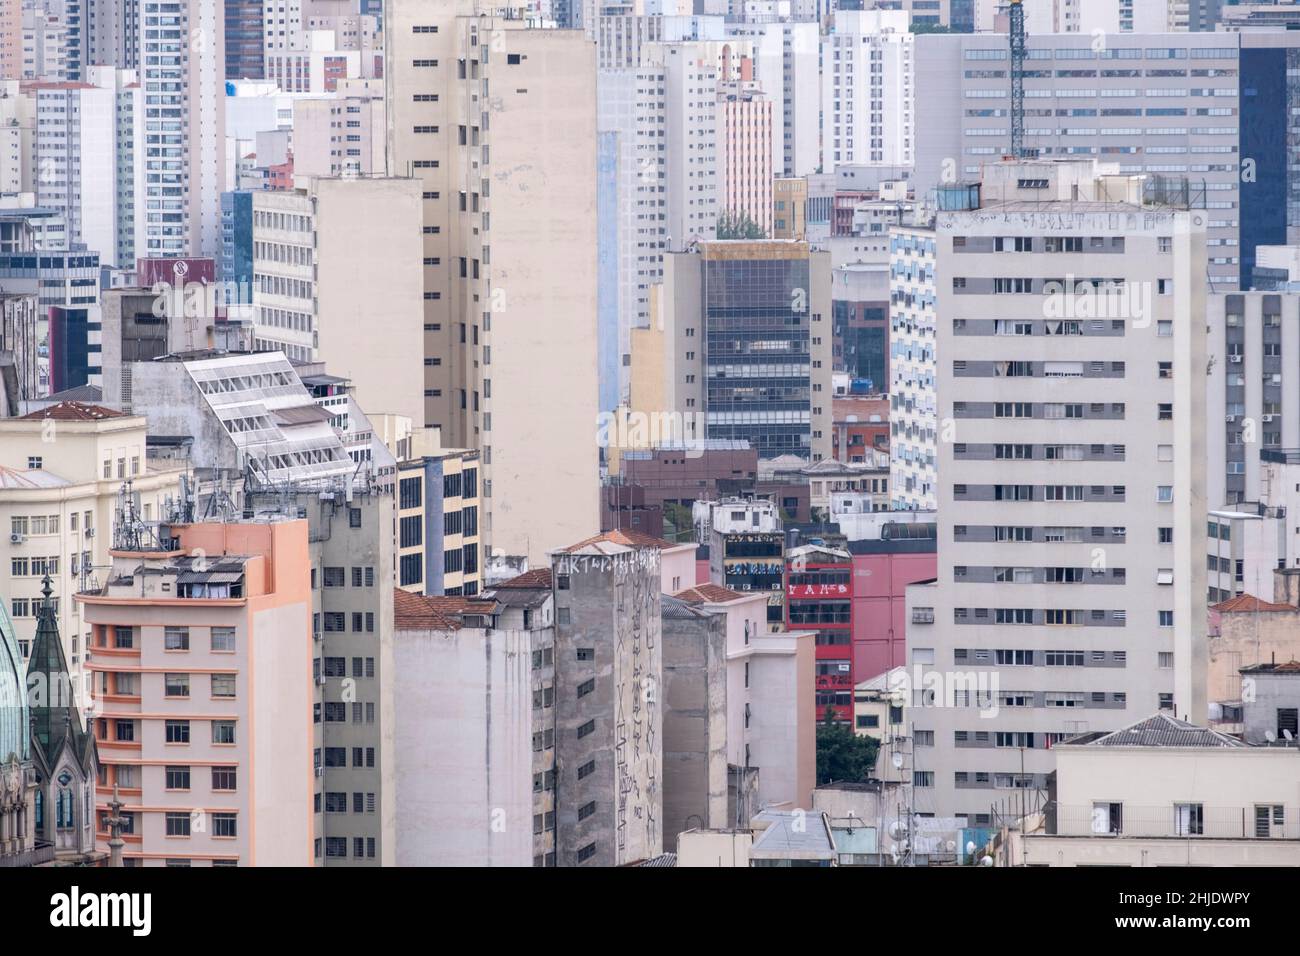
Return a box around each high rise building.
[904,159,1208,819]
[653,240,833,463]
[31,67,144,269]
[821,10,914,172]
[550,532,663,866]
[139,0,227,257]
[251,175,425,425]
[81,518,315,866]
[913,30,1300,291]
[385,1,599,563]
[888,221,938,511]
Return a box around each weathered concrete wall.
[553,546,662,865]
[661,602,728,841]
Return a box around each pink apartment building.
[80,519,314,866]
[718,53,773,236]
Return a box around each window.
[577,843,597,863]
[577,719,595,739]
[165,720,190,744]
[577,801,596,821]
[213,813,237,838]
[165,812,191,837]
[164,627,189,651]
[165,766,190,790]
[576,647,594,662]
[212,721,236,745]
[164,674,190,698]
[1174,803,1204,836]
[1092,802,1122,835]
[577,678,595,698]
[577,760,596,779]
[211,627,235,652]
[211,674,236,698]
[211,767,237,791]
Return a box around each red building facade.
[785,545,854,724]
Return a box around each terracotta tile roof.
[560,528,683,552]
[392,591,496,630]
[17,401,126,422]
[673,583,749,604]
[1210,593,1296,613]
[494,568,552,590]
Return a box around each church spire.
[26,574,85,762]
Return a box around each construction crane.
[1007,0,1027,159]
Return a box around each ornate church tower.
[26,575,100,862]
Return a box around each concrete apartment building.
[1207,571,1300,722]
[905,160,1208,819]
[79,518,314,866]
[725,15,819,180]
[1206,292,1300,509]
[996,714,1300,867]
[888,222,937,511]
[822,10,914,173]
[139,0,227,257]
[550,532,664,866]
[251,175,425,425]
[717,59,773,236]
[672,582,816,815]
[291,90,387,178]
[659,593,728,837]
[912,29,1300,291]
[395,442,483,596]
[127,350,398,866]
[386,0,600,564]
[0,402,183,694]
[392,583,555,866]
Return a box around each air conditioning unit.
[314,767,323,778]
[312,630,322,642]
[315,674,326,685]
[84,527,95,538]
[1263,414,1275,423]
[9,533,24,544]
[1230,355,1242,363]
[1225,415,1236,422]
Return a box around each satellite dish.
[1266,730,1277,743]
[890,820,907,840]
[1285,729,1295,741]
[891,752,904,770]
[980,855,993,867]
[966,840,976,854]
[946,840,956,852]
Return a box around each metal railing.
[1052,804,1300,840]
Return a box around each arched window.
[57,771,74,830]
[34,790,43,832]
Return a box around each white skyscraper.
[139,0,227,257]
[821,9,914,173]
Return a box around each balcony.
[1052,804,1300,840]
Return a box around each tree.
[716,208,767,240]
[816,711,879,786]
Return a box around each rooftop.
[1211,593,1296,614]
[559,528,684,553]
[392,589,499,631]
[493,568,552,590]
[0,465,70,490]
[673,583,749,605]
[1240,660,1300,675]
[1063,713,1246,749]
[17,401,126,422]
